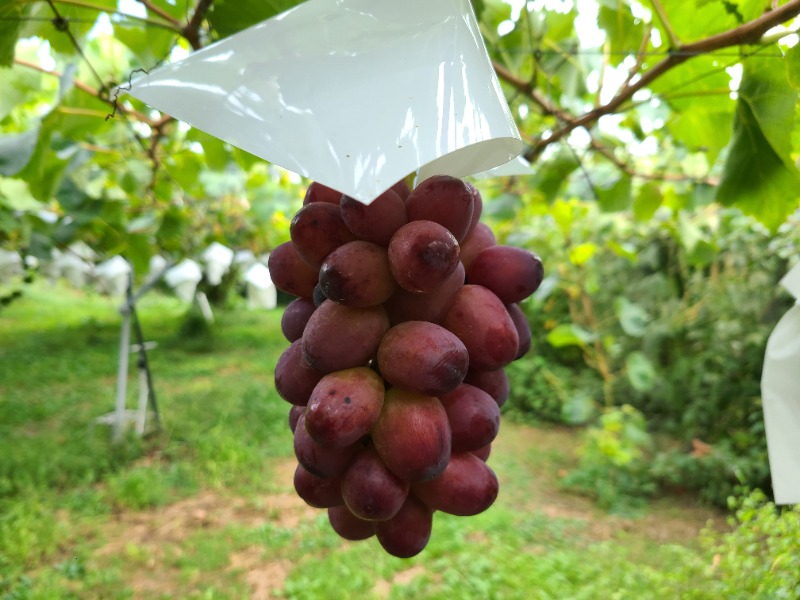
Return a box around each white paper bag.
[761,263,800,505]
[124,0,524,204]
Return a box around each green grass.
[0,282,736,599]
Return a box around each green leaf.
[547,323,596,348]
[597,173,632,212]
[187,129,229,171]
[0,0,30,66]
[0,177,42,211]
[561,394,596,426]
[738,54,798,168]
[208,0,302,39]
[633,182,662,221]
[0,128,39,176]
[114,23,176,68]
[786,44,800,92]
[626,351,656,392]
[568,242,597,266]
[531,149,580,203]
[484,192,522,220]
[614,297,650,337]
[716,94,800,231]
[598,1,646,59]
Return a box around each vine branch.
[13,57,158,125]
[134,0,181,28]
[492,0,800,163]
[181,0,214,50]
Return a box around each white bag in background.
[761,263,800,505]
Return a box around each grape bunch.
[268,175,543,558]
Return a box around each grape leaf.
[547,323,597,348]
[207,0,303,39]
[614,297,650,337]
[0,128,39,176]
[597,173,632,212]
[0,0,30,66]
[0,177,42,211]
[633,182,662,221]
[598,0,645,59]
[738,54,798,168]
[716,98,800,231]
[626,351,656,392]
[786,44,800,91]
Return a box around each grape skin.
[302,301,389,374]
[267,242,318,299]
[341,446,409,521]
[439,383,501,453]
[444,285,520,371]
[376,495,433,558]
[413,452,499,516]
[406,175,474,242]
[290,202,356,269]
[340,189,408,246]
[377,321,468,397]
[371,388,451,483]
[319,241,396,307]
[281,297,316,342]
[388,220,460,294]
[274,340,324,406]
[466,245,544,305]
[304,367,385,448]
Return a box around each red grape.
[444,285,519,370]
[340,189,408,246]
[288,404,304,432]
[304,367,385,448]
[464,182,483,239]
[377,321,468,396]
[391,178,411,202]
[302,301,389,373]
[290,202,356,269]
[328,505,375,540]
[466,246,544,305]
[472,444,492,462]
[439,383,501,453]
[413,452,498,516]
[506,303,532,359]
[464,369,510,408]
[372,388,451,482]
[388,220,460,293]
[376,495,433,558]
[267,242,318,298]
[294,463,344,508]
[341,445,409,521]
[281,297,316,342]
[303,181,343,205]
[384,262,464,326]
[459,222,496,271]
[406,175,474,242]
[274,340,324,406]
[294,413,361,478]
[319,241,396,307]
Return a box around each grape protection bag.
[761,262,800,505]
[124,0,527,202]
